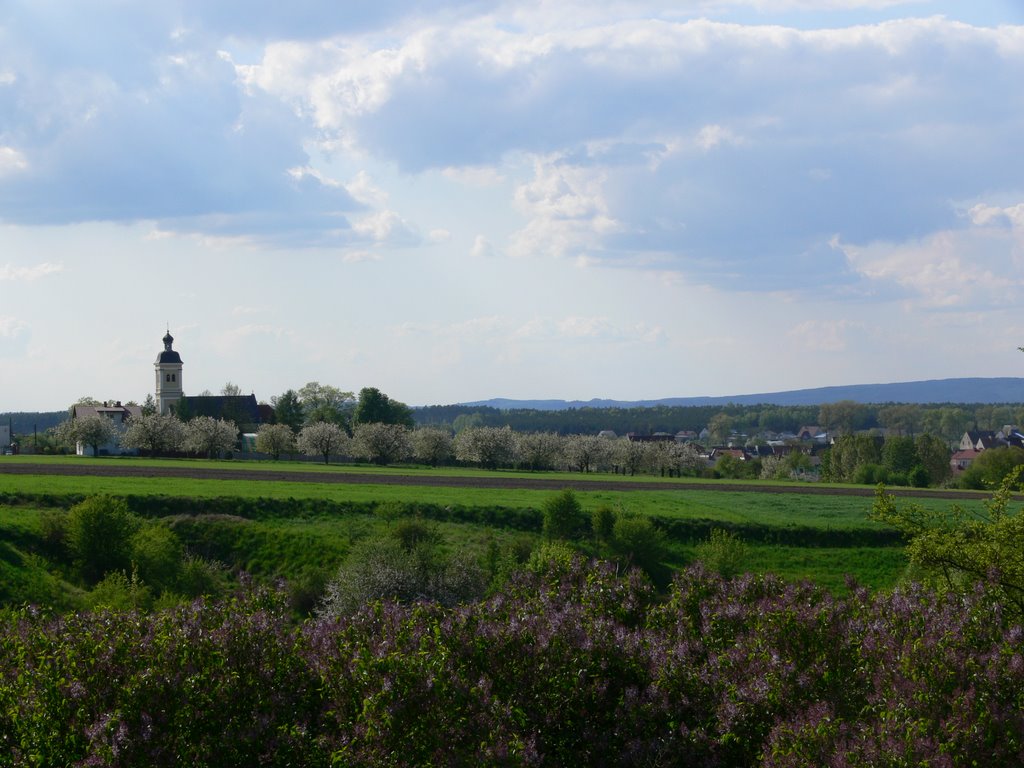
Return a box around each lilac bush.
[2,559,1024,766]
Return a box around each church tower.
[155,330,183,415]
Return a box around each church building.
[155,331,183,416]
[155,331,262,432]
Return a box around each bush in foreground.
[3,561,1024,766]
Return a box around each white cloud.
[470,235,496,258]
[350,210,417,244]
[0,316,28,337]
[695,124,744,151]
[787,319,859,352]
[508,155,621,260]
[345,170,388,206]
[441,166,505,186]
[0,147,28,176]
[837,207,1024,308]
[341,249,381,263]
[0,262,63,281]
[0,315,30,358]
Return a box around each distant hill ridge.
[459,378,1024,411]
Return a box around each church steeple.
[155,329,183,415]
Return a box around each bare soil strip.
[0,461,986,500]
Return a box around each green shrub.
[591,505,616,543]
[67,495,141,584]
[131,524,183,593]
[907,465,931,488]
[694,527,748,579]
[86,569,152,611]
[178,555,227,599]
[542,489,588,540]
[611,514,669,584]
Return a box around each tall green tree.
[915,433,952,487]
[354,387,414,428]
[271,389,305,433]
[882,435,919,475]
[298,382,355,430]
[818,400,867,437]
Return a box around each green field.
[0,455,989,605]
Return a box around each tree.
[873,472,1024,615]
[715,453,754,479]
[562,434,611,473]
[882,435,919,476]
[318,536,486,616]
[666,442,706,476]
[959,446,1024,490]
[271,389,304,433]
[221,381,243,396]
[141,394,157,416]
[822,434,883,482]
[183,417,238,459]
[55,414,118,457]
[130,524,183,593]
[707,412,734,445]
[298,382,355,429]
[610,513,668,583]
[66,495,141,584]
[255,423,296,460]
[411,427,454,467]
[351,422,412,466]
[297,421,349,465]
[515,431,563,471]
[353,387,414,428]
[542,489,588,540]
[694,528,748,579]
[818,400,866,437]
[616,439,652,476]
[119,413,184,457]
[878,404,922,437]
[452,413,484,433]
[453,426,517,469]
[916,433,952,487]
[592,505,617,543]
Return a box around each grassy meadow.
[0,454,989,605]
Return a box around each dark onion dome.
[156,331,183,364]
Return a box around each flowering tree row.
[282,422,705,473]
[3,560,1023,766]
[58,413,239,458]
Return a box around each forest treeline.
[413,401,1024,440]
[8,399,1024,444]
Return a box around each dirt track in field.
[0,461,988,501]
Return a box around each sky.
[2,0,1023,411]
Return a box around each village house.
[71,402,142,456]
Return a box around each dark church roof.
[177,394,260,426]
[156,331,183,365]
